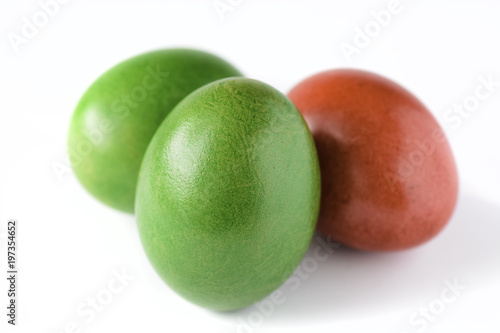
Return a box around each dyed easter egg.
[288,69,458,251]
[68,49,242,213]
[136,78,320,310]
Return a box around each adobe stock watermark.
[384,127,448,190]
[442,74,500,130]
[213,0,243,21]
[49,267,134,333]
[236,236,340,333]
[51,65,169,182]
[385,73,499,190]
[232,111,304,172]
[7,0,72,53]
[339,0,403,63]
[400,278,466,333]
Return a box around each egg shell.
[68,49,242,213]
[136,77,321,310]
[288,69,458,251]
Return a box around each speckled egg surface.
[136,77,321,310]
[288,69,458,251]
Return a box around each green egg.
[67,49,242,213]
[136,77,321,311]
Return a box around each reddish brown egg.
[288,69,458,251]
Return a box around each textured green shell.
[136,78,321,311]
[67,49,242,213]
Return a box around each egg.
[288,69,458,251]
[136,78,320,310]
[67,49,242,213]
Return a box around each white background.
[1,0,500,332]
